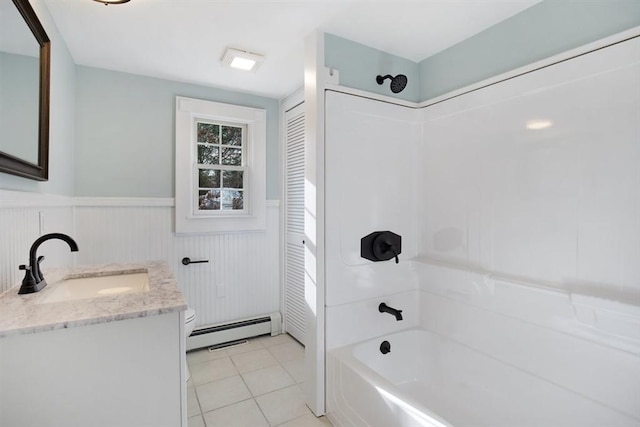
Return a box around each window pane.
[197,123,220,144]
[198,169,220,188]
[221,147,242,165]
[222,126,242,146]
[198,145,219,164]
[199,190,220,210]
[223,171,243,189]
[221,190,243,210]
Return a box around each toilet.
[184,307,196,381]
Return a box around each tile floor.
[187,333,333,427]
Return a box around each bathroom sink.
[39,272,149,304]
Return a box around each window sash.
[192,118,248,215]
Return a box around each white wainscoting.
[0,190,281,328]
[0,192,76,294]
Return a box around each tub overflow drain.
[380,340,391,354]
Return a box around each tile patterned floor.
[187,333,333,427]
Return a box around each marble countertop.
[0,261,186,338]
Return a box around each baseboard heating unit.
[186,312,282,351]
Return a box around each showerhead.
[376,74,408,94]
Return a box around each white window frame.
[175,96,266,233]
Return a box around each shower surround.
[323,34,640,426]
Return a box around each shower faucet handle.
[361,231,402,264]
[389,246,399,264]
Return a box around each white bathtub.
[327,328,638,427]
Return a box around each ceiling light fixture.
[93,0,131,5]
[222,48,265,72]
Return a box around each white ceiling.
[43,0,541,100]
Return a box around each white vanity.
[0,261,187,427]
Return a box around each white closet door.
[284,103,305,344]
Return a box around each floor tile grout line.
[235,365,272,425]
[250,351,291,426]
[253,395,272,426]
[190,367,238,389]
[273,411,316,427]
[187,334,307,426]
[187,378,202,418]
[192,381,203,417]
[199,396,256,425]
[186,349,229,367]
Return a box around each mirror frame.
[0,0,50,181]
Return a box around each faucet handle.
[35,255,45,281]
[18,264,38,293]
[389,246,399,264]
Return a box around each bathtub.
[326,329,638,427]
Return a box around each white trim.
[281,87,304,113]
[0,189,73,208]
[282,102,307,344]
[0,190,278,209]
[279,88,305,345]
[74,197,175,207]
[325,83,419,108]
[175,96,267,234]
[304,29,326,416]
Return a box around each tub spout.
[379,302,403,321]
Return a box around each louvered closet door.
[284,102,305,344]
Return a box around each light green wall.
[0,52,39,163]
[75,67,280,198]
[323,2,640,104]
[419,0,640,100]
[4,0,638,197]
[0,0,76,196]
[324,33,420,102]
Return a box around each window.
[176,96,266,233]
[195,120,246,213]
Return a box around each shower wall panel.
[324,91,421,307]
[414,37,640,420]
[324,91,421,348]
[418,36,640,301]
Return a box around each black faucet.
[379,302,403,321]
[18,233,79,294]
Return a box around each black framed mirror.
[0,0,50,181]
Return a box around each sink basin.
[40,272,149,304]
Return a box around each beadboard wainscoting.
[0,193,76,295]
[74,201,281,327]
[0,191,281,328]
